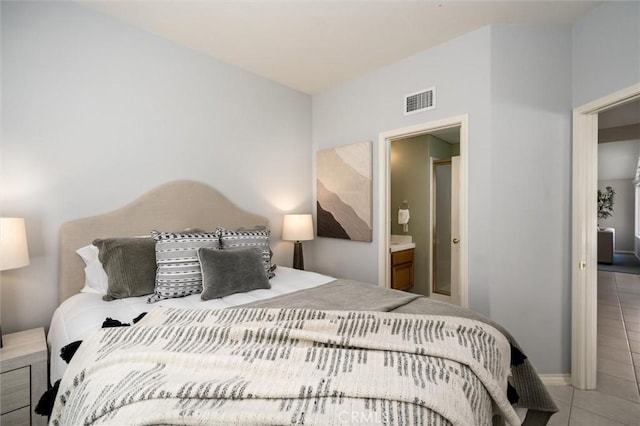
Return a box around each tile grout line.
[613,273,634,371]
[567,386,574,426]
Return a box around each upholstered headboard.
[58,180,268,303]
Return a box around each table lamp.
[282,214,314,270]
[0,218,30,348]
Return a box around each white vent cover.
[404,87,436,115]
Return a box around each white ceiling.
[79,0,601,94]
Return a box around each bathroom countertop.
[389,242,416,253]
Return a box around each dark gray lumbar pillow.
[217,226,275,278]
[198,247,270,300]
[92,237,157,301]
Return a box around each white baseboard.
[539,374,571,386]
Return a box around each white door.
[430,156,461,305]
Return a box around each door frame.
[377,114,469,308]
[572,83,640,389]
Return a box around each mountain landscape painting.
[316,141,372,242]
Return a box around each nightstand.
[0,328,48,426]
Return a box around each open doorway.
[572,83,640,390]
[597,100,640,268]
[378,115,469,308]
[389,130,460,301]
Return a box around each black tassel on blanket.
[35,379,61,417]
[510,344,527,366]
[507,382,519,404]
[47,311,155,417]
[102,317,130,328]
[59,313,145,364]
[59,340,82,363]
[132,312,147,324]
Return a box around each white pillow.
[76,244,109,295]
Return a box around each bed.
[46,180,557,425]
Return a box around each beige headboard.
[58,180,268,303]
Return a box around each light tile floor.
[547,271,640,426]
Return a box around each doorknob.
[452,238,460,244]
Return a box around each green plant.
[597,186,615,219]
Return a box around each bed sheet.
[47,266,334,385]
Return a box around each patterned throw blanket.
[50,307,521,426]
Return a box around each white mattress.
[47,266,334,385]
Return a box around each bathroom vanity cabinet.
[391,248,414,291]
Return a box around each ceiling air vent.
[404,87,436,115]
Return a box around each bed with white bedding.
[45,180,557,425]
[48,266,334,384]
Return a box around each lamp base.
[293,241,304,270]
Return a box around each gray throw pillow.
[217,226,275,278]
[92,237,157,301]
[199,247,270,300]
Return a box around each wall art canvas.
[316,141,372,242]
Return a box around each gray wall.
[489,25,572,373]
[598,179,636,252]
[310,25,494,317]
[429,136,455,161]
[597,139,639,253]
[0,1,312,333]
[572,1,640,107]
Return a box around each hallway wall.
[598,179,636,252]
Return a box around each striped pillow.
[217,226,275,278]
[147,230,220,303]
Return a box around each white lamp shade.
[282,214,314,242]
[0,218,30,271]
